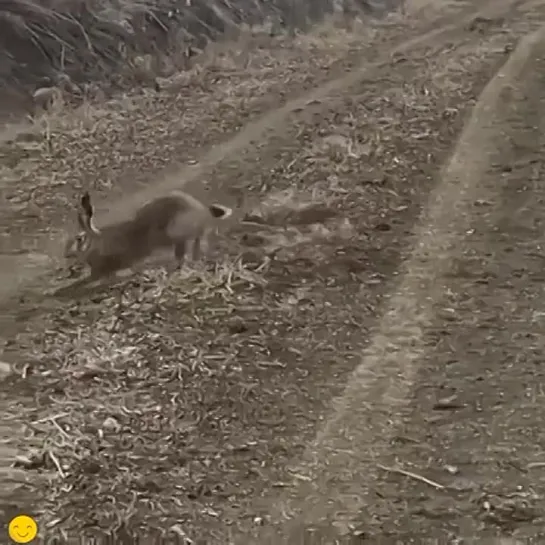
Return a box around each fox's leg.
[194,229,212,262]
[173,239,188,270]
[191,237,201,262]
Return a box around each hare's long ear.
[78,192,99,234]
[80,192,93,217]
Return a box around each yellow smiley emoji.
[8,515,38,544]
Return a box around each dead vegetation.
[0,24,522,542]
[0,0,384,120]
[12,249,353,541]
[0,5,399,531]
[0,18,382,259]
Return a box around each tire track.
[249,21,545,545]
[372,32,545,543]
[0,0,535,532]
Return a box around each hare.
[63,190,232,282]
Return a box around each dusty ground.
[2,0,545,543]
[351,29,545,544]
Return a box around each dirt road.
[354,27,545,544]
[2,0,545,543]
[254,20,545,545]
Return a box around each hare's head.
[64,192,100,260]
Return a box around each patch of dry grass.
[10,246,339,540]
[13,260,266,531]
[0,0,375,115]
[0,15,380,244]
[0,16,525,544]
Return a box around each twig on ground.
[48,450,66,479]
[527,462,545,469]
[377,463,445,490]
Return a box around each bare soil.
[352,29,545,544]
[2,1,545,544]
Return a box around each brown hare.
[63,190,232,282]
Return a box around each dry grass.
[0,13,385,269]
[9,250,341,540]
[0,0,371,117]
[0,26,521,542]
[13,261,269,534]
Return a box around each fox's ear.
[209,204,233,218]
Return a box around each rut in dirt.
[347,25,545,544]
[1,1,544,543]
[243,18,545,545]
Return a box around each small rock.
[102,417,121,432]
[0,361,13,379]
[228,318,248,334]
[433,395,465,410]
